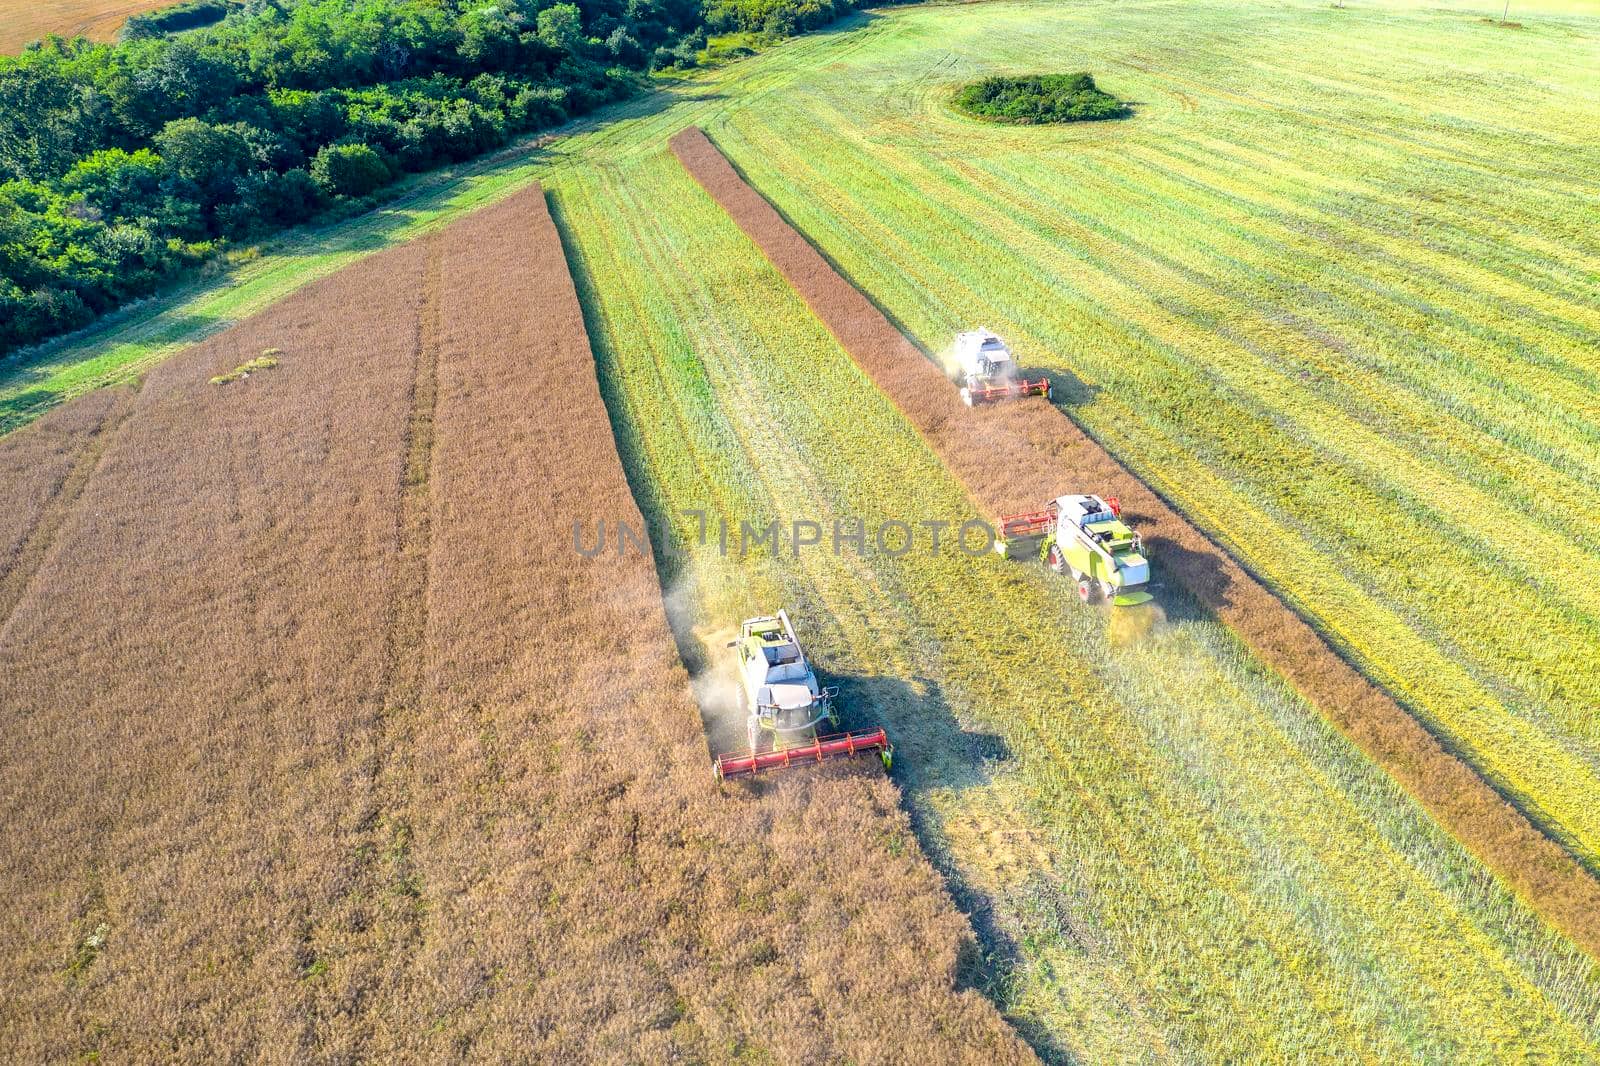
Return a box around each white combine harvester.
[952,328,1050,406]
[713,609,892,781]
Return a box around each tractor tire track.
[0,384,138,642]
[372,231,444,934]
[670,124,1600,963]
[315,235,442,1055]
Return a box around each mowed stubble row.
[0,182,1028,1061]
[669,125,1600,961]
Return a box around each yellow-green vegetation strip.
[699,0,1600,868]
[548,143,1600,1062]
[208,351,280,386]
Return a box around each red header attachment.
[714,728,892,781]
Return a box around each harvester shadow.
[1035,365,1099,408]
[1140,534,1235,615]
[830,671,1010,795]
[834,672,1097,1065]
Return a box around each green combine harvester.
[996,493,1153,606]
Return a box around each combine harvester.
[952,328,1051,406]
[997,494,1153,606]
[713,609,893,781]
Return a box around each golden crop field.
[0,186,1028,1060]
[0,0,180,52]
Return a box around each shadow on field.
[1142,534,1235,611]
[834,671,1010,794]
[799,9,879,39]
[1036,365,1099,408]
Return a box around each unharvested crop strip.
[331,234,443,1054]
[349,182,1033,1061]
[0,386,136,636]
[0,236,430,1058]
[670,124,1600,960]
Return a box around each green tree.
[58,148,167,219]
[153,118,255,203]
[309,142,390,197]
[537,4,584,52]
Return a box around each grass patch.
[953,73,1130,123]
[64,923,108,984]
[208,351,280,385]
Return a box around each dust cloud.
[659,561,750,752]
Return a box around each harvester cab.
[713,609,893,781]
[995,494,1153,606]
[953,328,1051,406]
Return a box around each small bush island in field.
[954,73,1129,123]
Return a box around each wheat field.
[4,0,1599,1057]
[0,186,1029,1061]
[0,0,180,52]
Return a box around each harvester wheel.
[960,387,974,407]
[1047,545,1066,573]
[1077,578,1093,603]
[747,719,765,755]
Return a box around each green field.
[704,0,1600,870]
[552,147,1598,1058]
[8,0,1600,1054]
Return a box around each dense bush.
[953,73,1130,124]
[0,0,856,357]
[119,1,235,41]
[309,141,390,197]
[704,0,855,37]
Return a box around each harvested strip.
[0,384,135,631]
[670,124,1600,960]
[318,185,1032,1059]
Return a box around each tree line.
[0,0,862,356]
